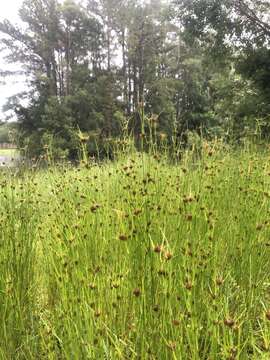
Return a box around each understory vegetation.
[1,142,270,359]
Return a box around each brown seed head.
[164,252,173,261]
[224,318,235,328]
[94,310,101,318]
[216,277,224,286]
[133,288,141,297]
[185,281,193,290]
[119,234,128,241]
[154,245,163,253]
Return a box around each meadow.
[0,148,17,156]
[0,141,270,359]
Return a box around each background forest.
[0,0,269,158]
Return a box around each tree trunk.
[107,16,112,72]
[65,26,71,96]
[121,28,128,114]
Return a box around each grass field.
[0,148,18,156]
[0,144,270,359]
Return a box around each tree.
[0,0,109,158]
[172,0,270,137]
[0,0,268,159]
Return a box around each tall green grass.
[0,142,270,359]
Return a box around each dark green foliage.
[0,0,269,158]
[238,48,270,95]
[0,122,17,143]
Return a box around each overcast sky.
[0,0,24,121]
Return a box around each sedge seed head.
[133,288,141,297]
[265,310,270,321]
[224,318,235,328]
[154,245,163,253]
[119,234,128,241]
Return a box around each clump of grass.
[0,143,270,359]
[0,173,40,357]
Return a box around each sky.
[0,0,24,121]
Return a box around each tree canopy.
[0,0,269,158]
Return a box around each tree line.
[0,0,269,158]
